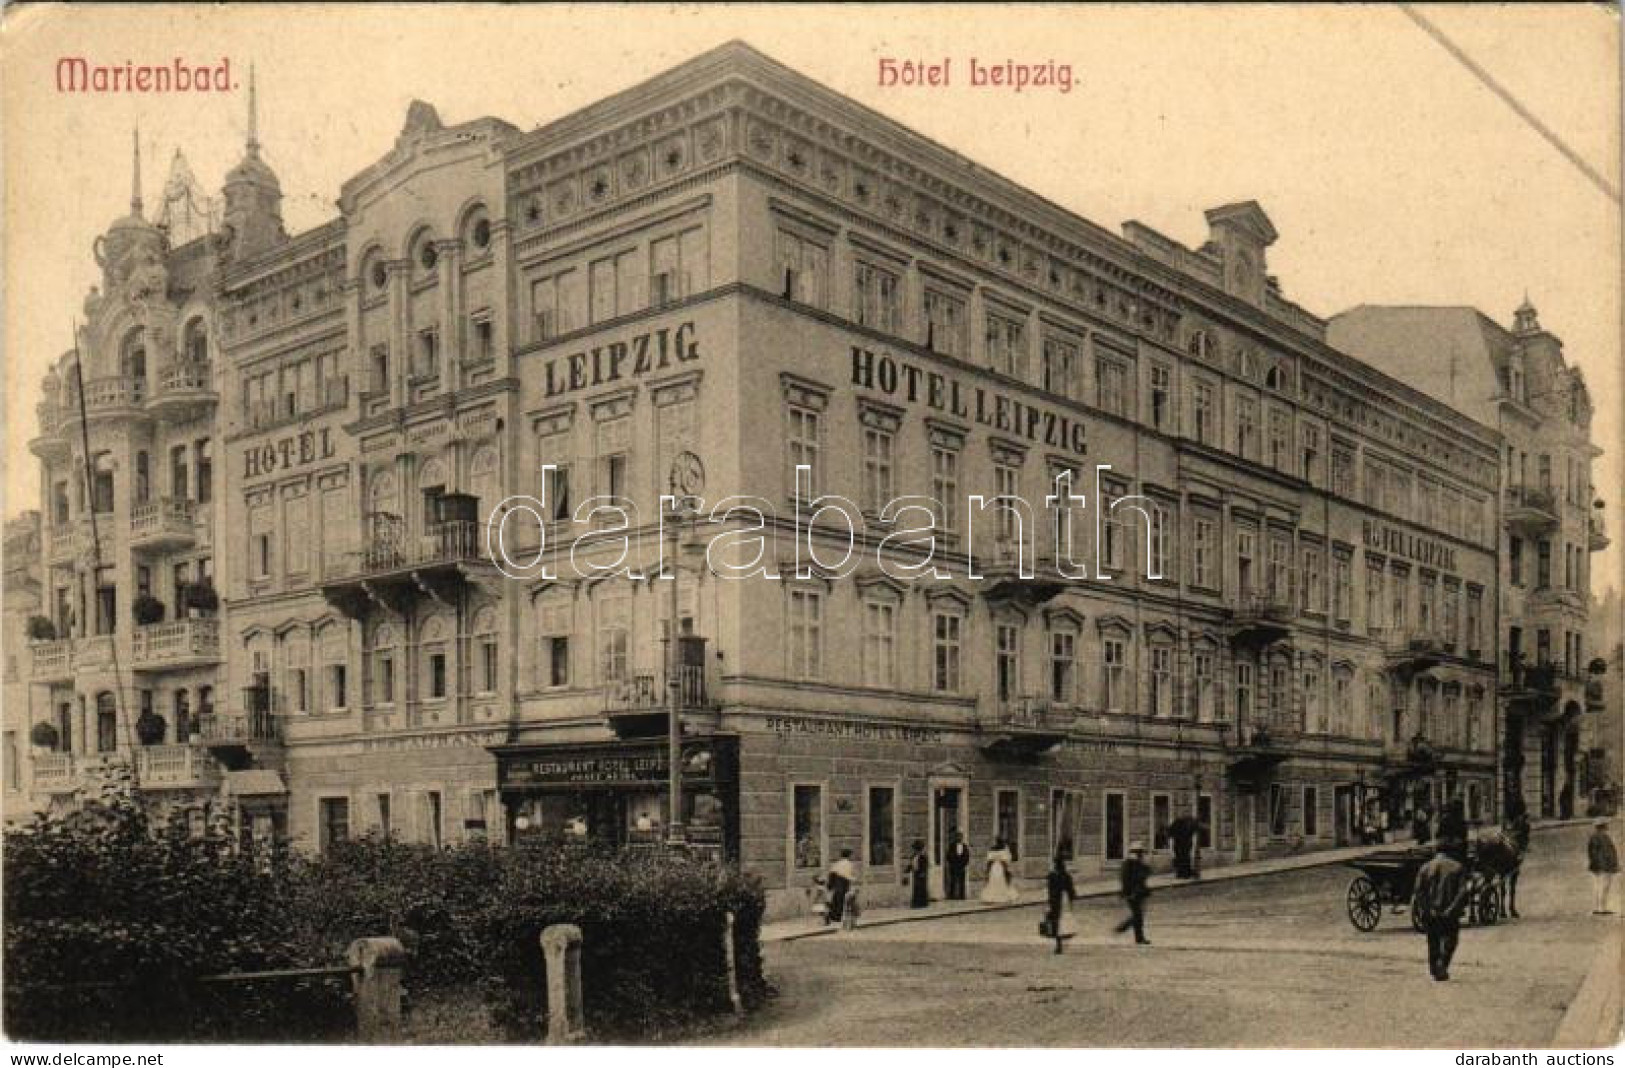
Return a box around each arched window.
[183,318,209,365]
[120,328,147,389]
[420,615,450,700]
[369,623,398,706]
[418,457,448,527]
[411,230,439,279]
[461,205,491,253]
[283,632,310,714]
[95,691,117,752]
[471,445,499,524]
[134,451,150,504]
[319,624,348,712]
[173,688,191,742]
[91,452,115,513]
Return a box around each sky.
[2,3,1619,595]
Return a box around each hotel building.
[19,43,1598,917]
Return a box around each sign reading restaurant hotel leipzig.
[1360,519,1458,572]
[764,714,944,745]
[540,321,700,399]
[851,346,1089,457]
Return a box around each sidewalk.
[764,817,1595,944]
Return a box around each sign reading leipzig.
[851,346,1089,457]
[1361,518,1459,571]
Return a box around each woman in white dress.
[980,837,1020,904]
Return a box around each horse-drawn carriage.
[1343,837,1519,932]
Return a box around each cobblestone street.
[726,823,1618,1047]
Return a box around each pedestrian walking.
[1437,798,1467,852]
[1168,813,1200,879]
[1412,840,1469,981]
[841,880,863,931]
[980,837,1020,904]
[907,838,931,908]
[1044,855,1078,954]
[1113,842,1152,945]
[827,848,855,923]
[1588,819,1618,915]
[809,875,831,925]
[945,829,971,901]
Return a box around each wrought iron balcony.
[30,639,74,682]
[130,619,220,672]
[321,512,494,619]
[1385,629,1445,677]
[976,539,1068,605]
[979,695,1072,758]
[1504,485,1558,535]
[1225,710,1299,778]
[129,497,196,552]
[1226,588,1295,648]
[197,709,283,748]
[602,660,716,739]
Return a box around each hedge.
[4,781,766,1043]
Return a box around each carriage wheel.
[1347,876,1382,932]
[1476,883,1501,927]
[1410,903,1427,933]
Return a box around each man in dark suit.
[1413,840,1469,980]
[945,829,971,900]
[1114,842,1153,945]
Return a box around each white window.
[1236,529,1256,597]
[986,312,1026,378]
[1100,483,1126,574]
[1237,395,1258,459]
[932,445,960,534]
[788,588,823,680]
[1302,547,1323,613]
[1149,363,1172,430]
[787,406,821,500]
[854,260,900,333]
[862,425,895,514]
[1268,409,1291,471]
[1304,668,1324,733]
[923,287,967,357]
[1334,556,1352,623]
[777,230,828,307]
[1096,356,1128,416]
[995,621,1021,704]
[1193,517,1216,589]
[861,600,896,688]
[1102,637,1126,712]
[1149,645,1173,717]
[933,611,962,692]
[1049,629,1076,704]
[1149,502,1171,580]
[1043,335,1080,399]
[1236,660,1254,722]
[1192,650,1216,722]
[1192,380,1216,445]
[994,461,1021,543]
[598,597,630,684]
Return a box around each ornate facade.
[13,43,1600,918]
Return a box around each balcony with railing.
[45,524,76,566]
[602,655,716,739]
[975,538,1068,605]
[1504,485,1559,534]
[130,497,196,552]
[979,694,1073,758]
[30,401,68,460]
[134,744,213,789]
[30,639,73,683]
[32,752,77,793]
[130,618,220,672]
[321,502,493,620]
[197,708,283,748]
[1226,586,1295,648]
[1500,659,1560,710]
[70,375,150,420]
[1588,511,1610,553]
[148,363,217,418]
[1384,629,1445,678]
[1226,705,1301,778]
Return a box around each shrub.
[25,615,56,642]
[5,795,766,1043]
[182,580,218,614]
[28,722,59,749]
[131,594,165,626]
[134,710,166,745]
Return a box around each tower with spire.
[220,65,285,260]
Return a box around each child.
[810,875,831,924]
[841,881,862,931]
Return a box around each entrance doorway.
[1103,791,1127,862]
[929,779,965,899]
[1235,793,1255,861]
[1334,785,1354,846]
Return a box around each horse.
[1474,825,1526,920]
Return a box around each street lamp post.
[664,451,705,849]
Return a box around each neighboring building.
[3,512,43,822]
[1583,588,1621,814]
[1329,302,1607,820]
[24,43,1526,918]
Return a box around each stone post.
[540,923,586,1044]
[346,936,407,1042]
[723,911,743,1017]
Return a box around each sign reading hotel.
[1361,519,1458,571]
[242,426,338,480]
[540,320,700,398]
[851,346,1089,457]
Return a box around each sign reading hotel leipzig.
[1360,518,1459,571]
[850,345,1090,457]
